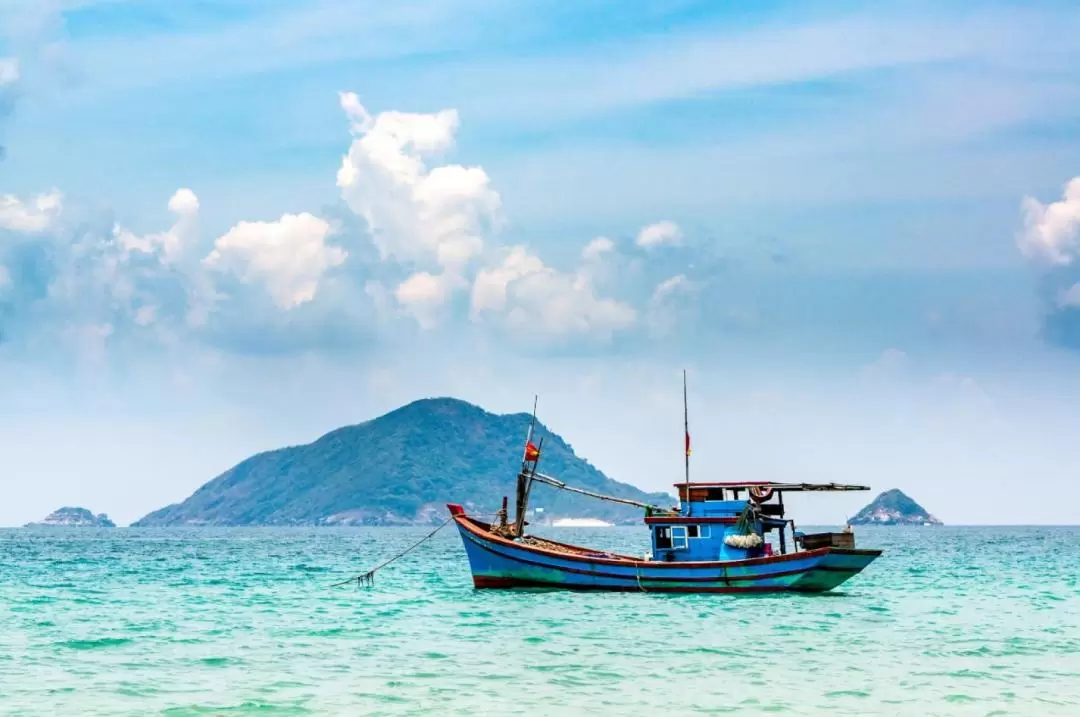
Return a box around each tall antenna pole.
[683,370,691,517]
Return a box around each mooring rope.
[330,515,455,588]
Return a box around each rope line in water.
[330,515,455,588]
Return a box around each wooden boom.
[528,471,667,512]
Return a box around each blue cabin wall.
[682,499,745,517]
[649,499,766,562]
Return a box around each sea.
[1,525,1078,716]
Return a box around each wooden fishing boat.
[448,376,882,594]
[448,482,880,593]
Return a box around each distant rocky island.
[134,397,676,527]
[26,507,116,528]
[849,489,942,526]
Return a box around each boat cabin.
[646,481,869,562]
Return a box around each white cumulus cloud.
[336,92,500,319]
[203,213,346,309]
[114,188,199,264]
[394,270,463,329]
[0,189,63,232]
[582,236,615,262]
[471,246,635,340]
[636,220,682,248]
[1019,177,1080,266]
[651,274,691,303]
[167,188,199,216]
[471,246,546,317]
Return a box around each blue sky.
[2,0,1080,526]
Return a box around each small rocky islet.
[24,506,116,528]
[849,489,942,526]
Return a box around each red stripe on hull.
[472,575,783,593]
[643,516,737,525]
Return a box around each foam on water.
[2,526,1078,715]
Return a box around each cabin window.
[704,488,726,501]
[687,525,710,539]
[655,526,691,550]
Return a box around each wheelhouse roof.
[676,481,870,492]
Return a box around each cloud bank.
[636,220,682,248]
[0,93,699,363]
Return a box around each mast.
[513,396,539,537]
[521,395,538,470]
[683,369,691,516]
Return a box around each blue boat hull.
[449,508,880,593]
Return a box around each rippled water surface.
[2,526,1079,716]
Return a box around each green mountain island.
[849,489,942,526]
[26,507,116,527]
[133,398,676,527]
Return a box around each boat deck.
[517,535,633,561]
[479,518,638,561]
[468,515,858,566]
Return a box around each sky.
[2,0,1080,526]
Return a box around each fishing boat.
[447,375,882,593]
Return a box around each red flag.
[685,431,691,457]
[525,441,541,462]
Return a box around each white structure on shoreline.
[551,518,613,527]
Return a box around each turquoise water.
[2,526,1078,716]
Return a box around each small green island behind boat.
[448,375,882,593]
